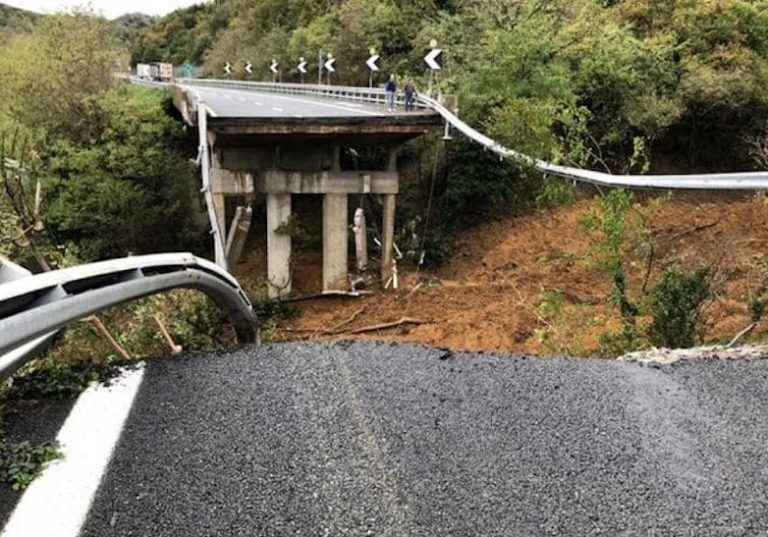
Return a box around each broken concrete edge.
[618,345,768,365]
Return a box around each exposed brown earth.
[234,193,768,357]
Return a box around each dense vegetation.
[0,11,204,266]
[133,0,768,176]
[0,3,38,41]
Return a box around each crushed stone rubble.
[619,345,768,365]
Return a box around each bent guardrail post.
[0,253,258,381]
[192,91,229,270]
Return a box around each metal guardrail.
[417,94,768,190]
[0,253,258,380]
[0,259,58,377]
[179,78,768,190]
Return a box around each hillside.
[0,3,38,38]
[132,0,768,175]
[237,192,768,357]
[112,12,156,41]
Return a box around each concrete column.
[267,194,292,298]
[386,148,398,172]
[331,146,342,173]
[226,205,253,267]
[381,194,396,286]
[353,208,368,271]
[323,194,348,292]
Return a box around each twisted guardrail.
[0,253,258,380]
[178,78,768,190]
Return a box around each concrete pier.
[178,92,442,295]
[266,194,292,298]
[322,194,349,292]
[381,194,396,285]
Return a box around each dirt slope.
[237,193,768,357]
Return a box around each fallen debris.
[329,306,368,333]
[619,345,768,365]
[344,317,428,335]
[154,315,183,355]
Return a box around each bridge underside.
[206,115,443,297]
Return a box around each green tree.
[43,87,204,261]
[0,11,126,144]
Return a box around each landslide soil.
[235,193,768,356]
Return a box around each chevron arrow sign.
[424,49,443,70]
[366,54,380,72]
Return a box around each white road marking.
[1,366,145,537]
[268,93,380,116]
[201,88,382,117]
[252,102,263,106]
[272,107,284,112]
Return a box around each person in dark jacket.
[404,79,417,111]
[385,74,397,112]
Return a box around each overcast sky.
[2,0,206,19]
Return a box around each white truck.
[136,63,152,79]
[135,62,173,82]
[155,62,173,82]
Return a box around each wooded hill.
[131,0,768,175]
[0,3,38,39]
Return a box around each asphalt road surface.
[186,85,432,119]
[7,341,768,536]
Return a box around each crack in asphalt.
[68,341,768,536]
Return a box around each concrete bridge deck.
[171,81,445,297]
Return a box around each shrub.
[0,433,61,491]
[646,267,712,349]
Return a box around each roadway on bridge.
[5,342,768,536]
[186,85,430,119]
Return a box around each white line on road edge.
[1,366,145,537]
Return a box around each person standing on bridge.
[404,79,417,111]
[385,74,397,113]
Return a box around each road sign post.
[424,40,443,96]
[245,62,253,77]
[325,54,335,85]
[366,48,380,89]
[224,62,232,77]
[298,57,307,84]
[270,59,280,83]
[318,49,324,85]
